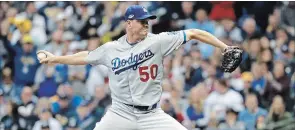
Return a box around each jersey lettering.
[112,49,155,75]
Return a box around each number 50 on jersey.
[139,64,158,82]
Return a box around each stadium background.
[0,1,295,130]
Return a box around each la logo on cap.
[142,7,148,12]
[128,14,134,19]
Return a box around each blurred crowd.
[0,1,295,130]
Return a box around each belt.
[124,102,158,111]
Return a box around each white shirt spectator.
[197,89,244,126]
[32,118,62,130]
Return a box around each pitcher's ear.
[126,20,132,28]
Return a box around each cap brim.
[137,14,157,20]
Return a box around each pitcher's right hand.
[37,50,56,64]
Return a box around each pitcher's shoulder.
[145,33,161,40]
[147,31,183,38]
[147,33,157,37]
[100,40,120,48]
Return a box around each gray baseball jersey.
[86,31,186,106]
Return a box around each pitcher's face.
[129,19,149,39]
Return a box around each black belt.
[125,103,158,111]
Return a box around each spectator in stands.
[240,35,262,72]
[281,1,295,36]
[88,85,111,122]
[189,45,203,67]
[215,18,243,44]
[74,99,97,130]
[171,46,186,81]
[238,94,268,130]
[180,1,194,20]
[14,87,37,130]
[85,64,108,96]
[54,64,69,85]
[258,48,274,71]
[85,37,108,95]
[281,46,293,67]
[0,67,17,101]
[273,28,290,60]
[51,87,81,127]
[189,46,205,82]
[35,62,68,90]
[51,93,76,117]
[186,87,204,121]
[186,45,204,81]
[65,117,80,130]
[161,96,181,122]
[186,83,208,128]
[260,36,271,50]
[16,2,46,29]
[183,54,203,91]
[250,62,267,95]
[186,8,215,59]
[199,79,244,126]
[60,84,83,110]
[67,41,88,97]
[84,35,100,80]
[12,2,47,47]
[36,65,58,97]
[263,60,291,109]
[170,86,185,123]
[201,61,220,92]
[0,100,17,130]
[2,33,40,90]
[70,2,101,40]
[263,95,295,130]
[218,108,245,130]
[266,14,280,40]
[170,1,194,30]
[33,97,51,117]
[62,31,75,54]
[0,6,18,63]
[241,17,261,40]
[239,72,265,108]
[44,30,64,56]
[185,8,214,34]
[32,108,62,130]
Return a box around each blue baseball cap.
[124,5,157,21]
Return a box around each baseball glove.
[220,46,243,73]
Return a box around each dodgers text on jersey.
[111,49,155,75]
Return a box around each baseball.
[37,52,47,60]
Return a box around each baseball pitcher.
[38,5,242,130]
